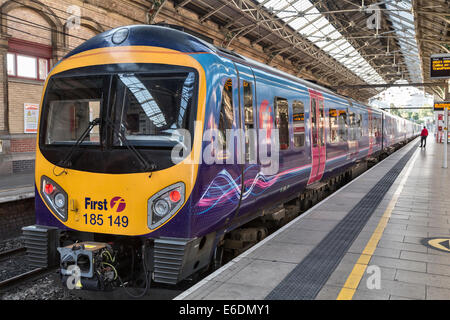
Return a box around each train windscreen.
[39,64,198,173]
[111,72,196,148]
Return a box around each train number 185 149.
[82,213,129,228]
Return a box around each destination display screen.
[434,101,450,111]
[430,54,450,79]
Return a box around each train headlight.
[112,28,129,44]
[54,193,66,209]
[40,176,68,222]
[153,199,170,217]
[147,182,185,229]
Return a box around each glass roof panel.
[256,0,387,84]
[384,0,422,82]
[289,17,307,30]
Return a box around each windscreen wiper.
[57,117,101,169]
[103,118,157,172]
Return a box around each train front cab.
[26,43,213,291]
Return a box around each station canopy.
[174,0,449,101]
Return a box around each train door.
[368,109,373,156]
[307,89,326,185]
[234,63,259,216]
[347,103,358,159]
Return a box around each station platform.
[0,173,34,204]
[175,138,450,300]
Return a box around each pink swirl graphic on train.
[196,164,311,214]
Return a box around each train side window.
[357,113,362,138]
[243,80,255,161]
[348,110,355,140]
[348,111,361,140]
[243,81,253,130]
[330,108,347,144]
[338,109,347,142]
[372,118,378,137]
[218,79,234,151]
[275,97,290,150]
[292,100,305,148]
[311,99,318,145]
[329,108,339,144]
[318,100,325,146]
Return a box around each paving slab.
[0,173,34,203]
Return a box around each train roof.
[64,25,217,59]
[63,25,416,123]
[65,25,347,97]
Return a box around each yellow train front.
[25,25,215,293]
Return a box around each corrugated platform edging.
[266,144,418,300]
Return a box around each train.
[23,25,420,294]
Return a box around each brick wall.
[8,81,44,135]
[0,0,151,176]
[67,25,97,50]
[0,198,35,240]
[10,137,36,153]
[7,7,52,46]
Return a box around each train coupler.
[58,242,117,291]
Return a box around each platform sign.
[293,112,304,121]
[430,54,450,79]
[24,103,39,134]
[329,109,346,117]
[434,101,450,111]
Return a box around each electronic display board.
[431,54,450,79]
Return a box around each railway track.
[0,246,53,291]
[0,267,51,290]
[0,246,26,261]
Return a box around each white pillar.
[444,106,448,168]
[444,80,450,169]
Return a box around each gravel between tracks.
[0,254,35,282]
[0,236,80,300]
[1,272,81,300]
[0,237,23,253]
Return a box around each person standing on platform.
[420,126,428,148]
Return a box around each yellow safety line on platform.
[336,147,419,300]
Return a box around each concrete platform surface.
[0,173,34,203]
[175,139,450,300]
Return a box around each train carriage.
[23,25,420,292]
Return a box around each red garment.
[421,128,428,137]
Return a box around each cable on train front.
[22,25,213,293]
